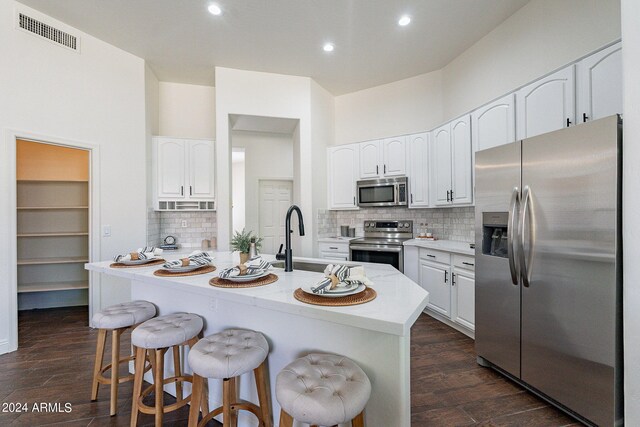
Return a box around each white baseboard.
[423,309,475,339]
[0,339,17,355]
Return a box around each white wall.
[145,64,159,209]
[0,1,147,353]
[231,131,294,237]
[441,0,621,119]
[159,82,216,139]
[231,150,246,233]
[622,0,640,422]
[334,70,442,145]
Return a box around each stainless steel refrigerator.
[474,115,623,426]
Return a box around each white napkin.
[311,264,373,294]
[114,247,163,262]
[218,256,272,278]
[162,251,213,270]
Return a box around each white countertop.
[403,239,475,256]
[85,251,428,336]
[317,236,359,243]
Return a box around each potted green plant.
[230,228,263,263]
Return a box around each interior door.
[432,124,452,206]
[188,140,215,199]
[157,139,186,199]
[475,141,521,377]
[359,140,381,179]
[516,65,575,140]
[419,260,450,316]
[259,180,293,255]
[451,115,473,204]
[407,133,429,207]
[577,42,622,123]
[472,93,516,152]
[382,137,406,176]
[520,116,620,426]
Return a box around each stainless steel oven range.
[349,220,413,272]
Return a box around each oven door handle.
[349,245,403,253]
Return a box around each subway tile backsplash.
[317,207,475,242]
[147,209,217,248]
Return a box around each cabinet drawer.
[453,254,475,271]
[419,248,450,264]
[320,252,348,262]
[319,242,349,254]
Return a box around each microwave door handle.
[394,184,399,204]
[349,245,402,253]
[507,186,519,285]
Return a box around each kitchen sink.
[270,261,328,273]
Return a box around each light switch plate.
[102,225,111,237]
[181,220,188,228]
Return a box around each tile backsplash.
[147,209,217,248]
[317,206,475,242]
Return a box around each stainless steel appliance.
[349,220,413,272]
[475,115,623,426]
[357,177,408,207]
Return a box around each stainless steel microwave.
[357,177,408,207]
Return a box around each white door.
[451,115,473,205]
[420,261,451,317]
[327,145,359,209]
[156,138,186,199]
[577,42,622,123]
[432,124,452,206]
[259,180,293,255]
[407,133,429,208]
[453,269,475,331]
[516,65,575,140]
[382,137,406,176]
[359,140,381,179]
[188,140,215,200]
[472,93,516,152]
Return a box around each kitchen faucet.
[275,205,305,271]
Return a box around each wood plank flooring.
[0,307,580,426]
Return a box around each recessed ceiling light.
[398,15,411,26]
[323,43,335,52]
[208,4,222,15]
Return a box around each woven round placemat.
[153,265,217,277]
[209,273,279,288]
[109,259,166,268]
[293,287,377,306]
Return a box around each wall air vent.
[17,12,79,52]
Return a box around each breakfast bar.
[85,251,429,427]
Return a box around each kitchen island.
[85,251,428,427]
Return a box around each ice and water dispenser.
[482,212,509,258]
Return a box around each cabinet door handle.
[450,189,454,201]
[384,164,387,174]
[329,246,339,250]
[189,186,192,196]
[444,270,448,283]
[452,272,456,286]
[426,254,436,258]
[446,190,450,202]
[376,165,379,175]
[411,193,414,203]
[583,113,589,123]
[462,261,475,266]
[353,196,356,205]
[181,186,184,196]
[566,117,572,127]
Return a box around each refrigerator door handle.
[508,186,520,285]
[518,185,533,287]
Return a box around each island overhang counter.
[85,251,429,427]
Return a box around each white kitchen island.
[85,251,428,427]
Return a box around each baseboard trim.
[0,339,17,355]
[423,309,475,339]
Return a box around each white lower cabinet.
[318,242,350,261]
[452,262,475,331]
[420,259,451,317]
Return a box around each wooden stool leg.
[155,349,165,427]
[188,373,204,427]
[254,361,272,427]
[110,329,121,416]
[91,328,107,401]
[201,377,210,416]
[130,347,146,427]
[229,376,238,427]
[148,349,157,380]
[172,345,183,400]
[352,410,365,427]
[279,409,294,427]
[222,378,233,426]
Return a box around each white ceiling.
[17,0,529,95]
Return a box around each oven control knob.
[404,222,410,228]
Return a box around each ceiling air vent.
[17,12,79,52]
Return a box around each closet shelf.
[17,257,89,266]
[18,281,89,293]
[17,206,88,210]
[17,179,89,183]
[17,232,88,237]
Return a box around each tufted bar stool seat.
[130,313,206,427]
[276,354,371,427]
[187,329,272,427]
[90,300,156,417]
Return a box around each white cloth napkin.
[218,256,272,278]
[311,264,373,294]
[162,251,213,270]
[114,247,163,262]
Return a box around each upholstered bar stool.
[187,329,272,427]
[276,354,371,427]
[90,300,156,416]
[130,312,205,427]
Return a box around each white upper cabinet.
[188,140,215,200]
[451,116,473,205]
[577,42,622,123]
[472,93,516,152]
[516,65,575,140]
[407,133,429,208]
[432,115,472,207]
[328,144,359,210]
[382,137,407,176]
[153,137,215,206]
[359,138,406,179]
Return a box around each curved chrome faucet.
[275,205,305,271]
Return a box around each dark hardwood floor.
[0,307,579,426]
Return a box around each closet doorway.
[16,140,91,310]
